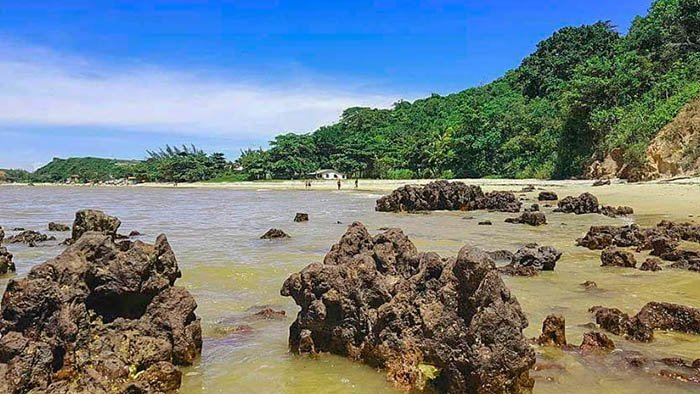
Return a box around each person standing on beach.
[337,179,341,190]
[355,178,358,188]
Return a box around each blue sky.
[1,0,652,170]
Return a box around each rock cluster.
[535,314,614,354]
[281,223,535,393]
[0,227,15,274]
[577,221,700,272]
[375,180,521,213]
[48,222,70,232]
[505,211,547,226]
[6,230,55,247]
[590,302,700,342]
[260,228,290,239]
[0,226,202,393]
[497,244,562,276]
[555,193,633,217]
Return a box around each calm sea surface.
[1,184,700,393]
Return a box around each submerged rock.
[375,180,521,213]
[477,220,492,226]
[48,222,70,232]
[578,332,615,354]
[505,211,547,226]
[590,302,700,342]
[281,222,535,393]
[600,247,637,268]
[294,213,309,222]
[71,209,121,241]
[537,191,558,201]
[600,205,635,218]
[6,230,55,247]
[592,179,611,187]
[0,227,202,393]
[260,228,290,239]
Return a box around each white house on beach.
[308,169,347,180]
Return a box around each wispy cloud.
[0,41,404,139]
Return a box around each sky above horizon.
[1,0,652,170]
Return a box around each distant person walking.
[354,178,358,188]
[337,179,341,190]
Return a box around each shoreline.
[2,176,700,193]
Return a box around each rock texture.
[537,315,567,347]
[555,193,633,217]
[6,230,55,247]
[260,228,290,239]
[281,222,535,393]
[0,230,202,393]
[71,209,121,241]
[375,181,521,213]
[644,97,700,179]
[505,212,547,226]
[0,227,15,275]
[600,247,637,268]
[294,213,309,222]
[590,302,700,342]
[48,222,70,232]
[497,244,562,276]
[537,191,558,201]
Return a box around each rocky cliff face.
[586,97,700,181]
[645,97,700,179]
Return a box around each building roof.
[309,169,345,175]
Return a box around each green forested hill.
[237,0,700,180]
[31,157,137,182]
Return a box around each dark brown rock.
[128,230,142,237]
[592,179,611,187]
[281,222,535,393]
[0,246,15,275]
[537,191,558,201]
[48,222,70,232]
[537,314,567,346]
[375,181,521,213]
[640,258,663,272]
[591,302,700,342]
[505,212,547,226]
[477,220,492,226]
[6,230,55,247]
[579,331,615,353]
[0,226,201,393]
[293,213,309,222]
[600,247,637,268]
[71,209,121,241]
[556,193,600,214]
[260,228,290,239]
[600,205,634,218]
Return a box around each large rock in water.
[590,302,700,342]
[71,209,121,241]
[281,222,535,393]
[0,231,202,393]
[375,180,521,213]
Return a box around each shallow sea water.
[1,183,699,393]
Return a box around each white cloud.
[0,41,404,139]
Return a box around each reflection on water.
[1,183,699,393]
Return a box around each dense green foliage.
[31,157,135,183]
[237,0,700,180]
[10,145,233,184]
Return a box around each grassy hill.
[31,157,140,183]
